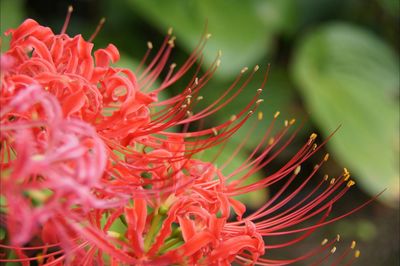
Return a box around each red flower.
[0,15,376,265]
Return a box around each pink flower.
[0,84,109,246]
[0,16,375,265]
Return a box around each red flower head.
[0,12,378,266]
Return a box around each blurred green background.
[1,0,399,265]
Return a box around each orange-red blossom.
[0,17,372,265]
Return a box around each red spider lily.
[0,12,377,266]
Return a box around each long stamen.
[60,5,73,34]
[88,17,106,42]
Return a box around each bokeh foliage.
[127,0,399,206]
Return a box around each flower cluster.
[0,16,373,265]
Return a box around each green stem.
[144,210,164,251]
[158,237,183,254]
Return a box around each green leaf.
[333,219,377,241]
[0,0,25,52]
[0,195,6,213]
[0,227,5,240]
[100,212,126,237]
[252,0,298,36]
[292,23,399,205]
[378,0,400,17]
[127,0,276,80]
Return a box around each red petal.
[228,197,246,220]
[178,217,196,242]
[61,89,86,116]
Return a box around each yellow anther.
[324,174,329,181]
[206,33,212,39]
[254,65,259,71]
[32,154,45,161]
[168,27,173,35]
[230,115,237,121]
[37,253,44,264]
[289,118,296,125]
[256,99,264,104]
[310,133,317,140]
[347,180,356,187]
[351,240,356,249]
[321,238,328,245]
[343,168,351,181]
[294,165,301,175]
[32,111,39,120]
[195,77,199,85]
[147,41,153,49]
[324,153,329,161]
[314,164,319,170]
[216,59,221,67]
[248,110,254,116]
[258,111,263,121]
[168,36,176,47]
[26,189,50,202]
[330,178,336,185]
[274,111,280,118]
[170,63,177,69]
[197,96,203,101]
[186,111,193,117]
[284,120,289,127]
[336,234,340,242]
[107,231,121,238]
[312,143,317,150]
[241,67,249,73]
[212,128,218,136]
[355,250,361,258]
[330,246,337,254]
[257,88,263,93]
[268,137,275,145]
